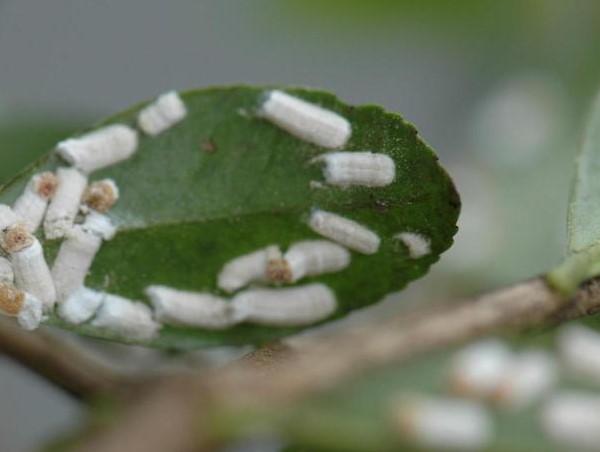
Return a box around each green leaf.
[0,86,459,349]
[548,92,600,295]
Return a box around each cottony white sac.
[56,124,138,174]
[281,240,351,283]
[541,391,600,450]
[0,257,14,283]
[391,394,493,451]
[231,283,337,327]
[44,168,88,239]
[91,294,160,341]
[52,226,103,302]
[394,232,431,259]
[58,286,105,325]
[137,91,187,136]
[492,350,557,410]
[0,204,20,231]
[258,90,351,149]
[82,179,119,213]
[315,152,396,187]
[146,286,234,329]
[309,209,381,254]
[557,325,600,381]
[449,339,513,398]
[217,245,282,293]
[0,282,44,330]
[5,227,56,310]
[12,172,58,232]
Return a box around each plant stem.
[0,318,120,400]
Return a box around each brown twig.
[0,318,121,400]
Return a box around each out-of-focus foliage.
[0,119,79,185]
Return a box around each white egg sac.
[309,209,380,255]
[0,204,20,231]
[17,293,44,330]
[541,391,600,450]
[557,325,600,382]
[137,91,187,136]
[492,350,557,410]
[146,285,234,329]
[231,283,337,327]
[392,395,493,451]
[10,237,56,311]
[91,294,160,341]
[283,240,351,282]
[12,172,58,233]
[44,167,88,240]
[217,245,282,293]
[316,151,395,187]
[0,257,14,283]
[0,281,44,331]
[56,124,138,174]
[394,232,432,259]
[259,90,351,149]
[52,226,103,302]
[81,211,118,241]
[58,286,105,325]
[449,339,513,398]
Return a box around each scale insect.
[271,240,351,283]
[56,124,138,174]
[258,90,351,149]
[137,91,187,136]
[395,232,432,259]
[91,293,160,341]
[217,245,282,293]
[541,391,600,450]
[0,282,43,330]
[146,285,234,329]
[58,286,105,325]
[308,209,381,255]
[391,394,493,451]
[557,325,600,381]
[314,151,396,188]
[231,283,337,327]
[44,167,88,239]
[449,339,513,399]
[3,225,56,310]
[53,213,116,301]
[12,172,58,233]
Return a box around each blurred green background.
[1,1,600,450]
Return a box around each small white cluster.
[309,209,380,255]
[557,324,600,381]
[541,391,600,450]
[56,124,138,174]
[315,151,395,188]
[391,394,493,451]
[145,283,336,329]
[137,91,187,136]
[58,286,105,325]
[259,90,351,149]
[394,232,431,259]
[217,245,281,293]
[449,339,557,410]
